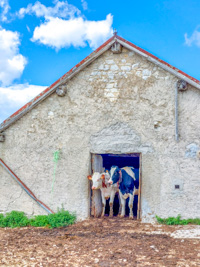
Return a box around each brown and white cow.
[87,172,119,217]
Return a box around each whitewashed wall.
[0,47,200,222]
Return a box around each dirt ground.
[0,217,200,267]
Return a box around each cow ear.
[101,174,105,179]
[87,175,92,180]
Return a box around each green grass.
[156,215,200,225]
[0,209,76,228]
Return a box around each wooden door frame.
[137,153,142,220]
[90,154,103,217]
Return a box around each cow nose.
[92,186,96,190]
[108,180,113,184]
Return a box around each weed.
[48,209,76,228]
[29,215,49,227]
[0,209,76,228]
[156,215,200,225]
[2,211,29,228]
[0,213,4,227]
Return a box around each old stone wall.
[0,47,200,221]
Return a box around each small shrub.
[2,211,29,228]
[0,214,4,227]
[155,215,166,224]
[165,215,182,225]
[156,215,200,225]
[187,218,200,225]
[0,210,76,228]
[29,215,49,227]
[48,209,76,228]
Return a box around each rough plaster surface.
[89,122,154,154]
[0,47,200,222]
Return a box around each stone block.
[106,59,114,64]
[110,64,119,71]
[121,66,131,71]
[132,63,139,69]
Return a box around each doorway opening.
[91,153,141,219]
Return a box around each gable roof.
[1,34,200,133]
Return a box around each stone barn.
[0,34,200,222]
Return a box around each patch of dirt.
[0,217,200,266]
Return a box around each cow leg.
[118,194,122,216]
[119,191,126,217]
[109,190,115,217]
[101,196,106,217]
[128,193,134,219]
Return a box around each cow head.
[109,166,121,185]
[88,172,104,190]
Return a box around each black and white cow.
[88,172,119,217]
[109,166,139,218]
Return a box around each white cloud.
[0,27,27,86]
[84,14,113,49]
[17,1,113,50]
[0,0,10,21]
[31,14,113,50]
[185,28,200,47]
[0,84,47,122]
[18,0,80,19]
[81,0,88,10]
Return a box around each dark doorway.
[91,153,141,218]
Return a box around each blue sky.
[0,0,200,122]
